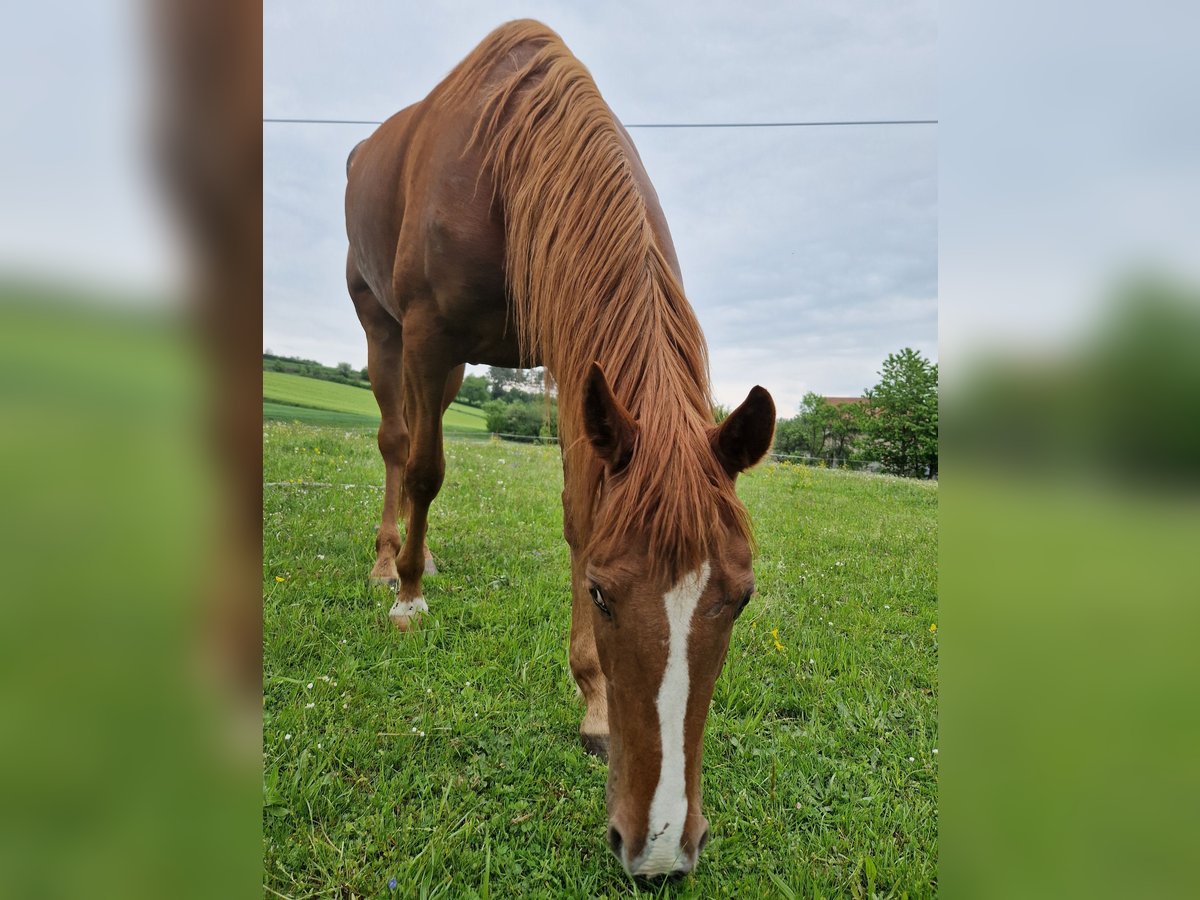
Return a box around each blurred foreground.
[0,283,255,897]
[0,0,260,896]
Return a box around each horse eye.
[590,585,611,618]
[734,590,754,618]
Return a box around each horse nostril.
[698,826,710,853]
[608,826,623,857]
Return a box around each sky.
[263,1,937,414]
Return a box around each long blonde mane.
[437,20,750,576]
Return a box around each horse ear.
[711,386,776,477]
[583,362,637,473]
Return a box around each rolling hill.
[263,370,487,431]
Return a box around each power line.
[263,116,936,129]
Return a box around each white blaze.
[631,561,710,876]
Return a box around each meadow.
[263,370,487,431]
[263,422,938,898]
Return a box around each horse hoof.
[580,732,609,760]
[389,597,429,631]
[370,575,400,591]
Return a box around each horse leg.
[419,363,465,577]
[350,272,409,589]
[387,335,453,630]
[564,493,610,756]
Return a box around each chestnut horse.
[345,20,775,877]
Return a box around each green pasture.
[263,370,487,432]
[263,423,938,898]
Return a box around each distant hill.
[263,371,486,431]
[263,352,369,389]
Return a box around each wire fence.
[264,428,891,489]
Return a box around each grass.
[263,423,938,898]
[263,370,487,432]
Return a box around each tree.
[771,416,808,456]
[335,362,354,379]
[359,367,370,382]
[482,398,557,437]
[456,374,491,407]
[861,348,938,477]
[798,393,834,459]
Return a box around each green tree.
[359,366,370,383]
[335,362,354,379]
[861,348,938,477]
[771,393,836,459]
[771,416,808,456]
[456,374,491,407]
[798,393,834,459]
[483,400,509,433]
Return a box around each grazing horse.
[345,20,775,878]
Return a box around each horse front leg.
[564,489,610,756]
[388,346,451,630]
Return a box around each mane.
[437,20,751,578]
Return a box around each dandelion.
[419,731,425,737]
[341,639,347,645]
[426,688,432,695]
[908,756,915,762]
[411,727,417,733]
[284,733,292,741]
[929,623,937,633]
[275,576,285,583]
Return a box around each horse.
[344,20,775,878]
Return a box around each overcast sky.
[264,1,937,414]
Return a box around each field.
[264,370,487,431]
[263,422,938,898]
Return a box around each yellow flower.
[929,623,937,633]
[275,576,285,582]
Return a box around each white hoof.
[388,597,429,630]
